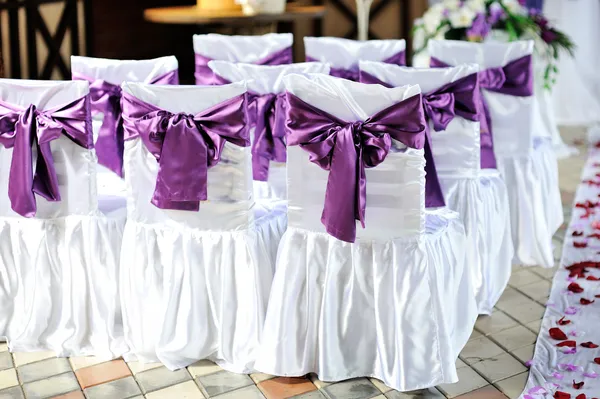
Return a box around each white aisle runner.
[521,148,600,399]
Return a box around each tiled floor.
[0,127,588,399]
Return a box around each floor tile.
[530,266,558,280]
[291,392,326,399]
[459,336,506,365]
[0,369,18,390]
[471,353,527,383]
[22,372,80,399]
[524,319,543,333]
[126,361,163,375]
[437,367,488,398]
[508,270,542,287]
[68,357,109,371]
[468,330,482,341]
[369,378,392,393]
[0,345,7,353]
[516,280,552,300]
[83,376,142,399]
[75,359,131,389]
[12,352,55,368]
[510,344,535,365]
[456,358,468,369]
[17,358,71,384]
[136,366,191,394]
[0,353,12,372]
[213,385,265,399]
[499,299,545,324]
[384,388,444,398]
[495,372,527,399]
[187,360,223,378]
[454,385,507,398]
[307,374,331,389]
[258,377,317,399]
[51,391,85,399]
[475,312,518,336]
[495,289,531,309]
[489,326,537,352]
[145,380,204,399]
[321,378,380,399]
[250,373,276,384]
[0,386,24,399]
[197,370,253,397]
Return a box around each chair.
[194,33,293,85]
[0,79,125,357]
[71,55,179,179]
[119,81,286,372]
[207,61,330,203]
[359,61,514,314]
[429,39,561,268]
[255,74,477,391]
[304,37,406,81]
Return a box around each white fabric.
[119,82,286,372]
[522,150,600,399]
[304,37,405,69]
[358,61,513,314]
[256,74,476,391]
[429,40,560,267]
[193,33,293,63]
[207,61,331,203]
[0,79,126,357]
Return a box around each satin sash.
[0,95,93,217]
[360,70,480,208]
[194,46,293,86]
[72,69,179,177]
[306,50,406,82]
[285,92,426,243]
[430,55,533,169]
[121,92,250,211]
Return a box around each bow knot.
[422,92,456,132]
[251,92,287,181]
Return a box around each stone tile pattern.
[0,128,585,399]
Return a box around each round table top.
[144,4,326,25]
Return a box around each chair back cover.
[428,40,534,157]
[71,56,179,86]
[304,37,406,80]
[283,73,425,240]
[194,33,293,85]
[0,79,95,218]
[121,82,253,231]
[359,61,481,176]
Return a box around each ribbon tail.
[479,94,498,169]
[423,127,446,208]
[96,105,124,177]
[32,141,61,203]
[356,145,367,229]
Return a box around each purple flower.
[541,29,558,44]
[467,13,490,41]
[442,8,450,17]
[488,3,505,25]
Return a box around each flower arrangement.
[414,0,575,89]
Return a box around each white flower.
[423,5,444,34]
[443,0,462,11]
[502,0,527,14]
[449,7,476,29]
[466,0,486,13]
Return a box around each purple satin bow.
[0,95,93,217]
[195,46,293,86]
[430,55,533,169]
[121,92,250,211]
[72,69,179,177]
[249,92,287,182]
[359,71,480,208]
[285,92,426,243]
[307,50,406,82]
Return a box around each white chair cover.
[119,82,286,372]
[304,37,406,69]
[256,74,477,391]
[207,61,330,203]
[0,79,126,357]
[359,61,513,314]
[193,33,293,63]
[429,39,561,268]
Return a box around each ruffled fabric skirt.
[532,138,564,235]
[120,207,287,372]
[439,170,513,315]
[255,210,476,392]
[0,214,126,358]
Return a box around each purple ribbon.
[249,92,287,182]
[0,95,93,217]
[121,92,250,211]
[430,55,533,169]
[307,50,406,82]
[194,46,293,86]
[360,71,480,208]
[72,69,179,177]
[285,91,426,243]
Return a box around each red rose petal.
[586,275,600,281]
[555,392,571,399]
[573,231,585,236]
[558,316,571,325]
[550,327,569,340]
[569,283,585,293]
[574,242,589,248]
[589,233,600,240]
[573,380,584,389]
[557,340,577,347]
[580,298,595,305]
[581,341,599,348]
[595,294,600,298]
[576,394,587,399]
[595,357,600,364]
